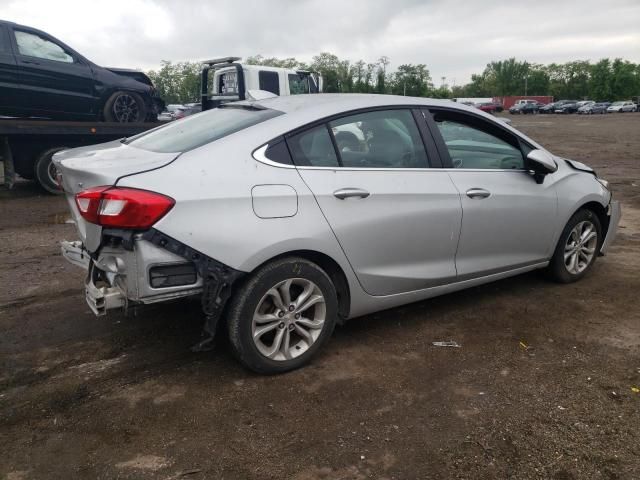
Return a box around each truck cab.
[200,57,322,110]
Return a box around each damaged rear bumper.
[85,264,126,316]
[60,235,205,316]
[61,230,244,320]
[61,240,91,269]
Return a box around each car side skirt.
[348,261,549,319]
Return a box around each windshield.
[611,101,625,106]
[126,106,283,153]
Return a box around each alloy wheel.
[564,220,598,275]
[112,93,140,122]
[252,278,326,361]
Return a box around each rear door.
[0,24,20,114]
[9,26,96,117]
[290,108,462,296]
[426,108,557,279]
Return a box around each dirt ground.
[1,113,639,480]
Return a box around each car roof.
[249,93,470,116]
[219,94,545,153]
[0,19,42,31]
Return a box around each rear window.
[126,106,282,153]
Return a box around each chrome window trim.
[252,144,296,169]
[253,144,531,173]
[296,166,434,172]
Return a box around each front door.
[289,108,462,296]
[428,109,557,279]
[9,27,95,118]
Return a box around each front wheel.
[227,257,338,374]
[547,209,602,283]
[103,91,147,123]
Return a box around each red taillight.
[75,186,174,229]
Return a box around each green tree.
[147,53,639,105]
[245,55,302,69]
[611,58,638,100]
[589,59,613,101]
[483,58,529,95]
[147,60,201,104]
[309,52,346,92]
[390,64,432,97]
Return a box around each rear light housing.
[75,186,174,229]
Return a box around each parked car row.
[510,99,639,115]
[157,103,202,121]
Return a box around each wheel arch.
[572,200,610,246]
[248,249,351,321]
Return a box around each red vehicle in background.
[475,102,501,113]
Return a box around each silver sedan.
[55,94,620,373]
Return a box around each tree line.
[147,54,640,104]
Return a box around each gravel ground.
[1,113,639,480]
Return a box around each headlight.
[596,177,610,190]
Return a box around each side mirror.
[527,149,557,174]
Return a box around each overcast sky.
[3,0,639,84]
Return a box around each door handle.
[333,188,370,200]
[466,188,491,199]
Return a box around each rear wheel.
[35,147,67,194]
[547,209,602,283]
[227,257,338,374]
[103,91,147,123]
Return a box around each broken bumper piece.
[61,240,90,270]
[85,270,126,316]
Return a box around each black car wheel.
[103,91,147,123]
[35,147,67,195]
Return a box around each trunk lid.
[53,140,178,252]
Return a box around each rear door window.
[259,71,280,95]
[126,106,282,153]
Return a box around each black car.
[509,102,540,114]
[554,101,580,114]
[0,20,164,122]
[539,100,570,114]
[538,102,555,114]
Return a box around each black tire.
[35,147,67,195]
[227,257,338,374]
[547,209,602,283]
[103,91,147,123]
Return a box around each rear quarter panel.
[116,130,360,291]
